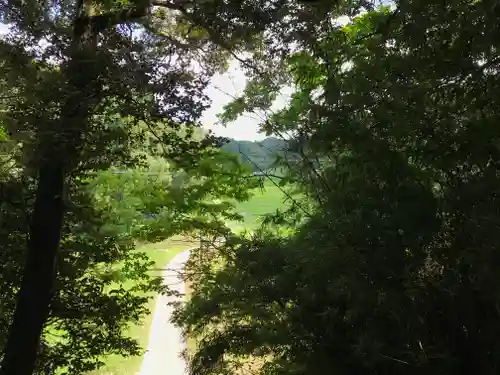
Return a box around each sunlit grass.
[228,179,290,230]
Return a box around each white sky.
[201,15,352,141]
[200,60,293,141]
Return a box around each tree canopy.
[173,1,500,375]
[4,0,500,374]
[0,0,259,372]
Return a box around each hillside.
[221,137,289,172]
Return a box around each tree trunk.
[0,6,96,375]
[0,1,153,372]
[0,162,65,375]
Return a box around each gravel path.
[137,250,191,375]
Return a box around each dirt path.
[138,250,191,375]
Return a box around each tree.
[0,0,231,372]
[174,1,500,375]
[0,121,257,374]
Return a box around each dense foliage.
[174,1,500,375]
[0,129,256,375]
[4,0,500,373]
[0,0,259,373]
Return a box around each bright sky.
[201,15,353,141]
[200,60,293,141]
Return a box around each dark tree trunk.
[0,162,65,375]
[0,10,90,375]
[0,2,151,373]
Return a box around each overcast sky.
[200,60,293,141]
[199,9,391,141]
[199,15,357,141]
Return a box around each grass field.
[88,236,197,375]
[228,178,290,231]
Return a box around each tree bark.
[0,4,95,375]
[0,81,93,374]
[0,1,174,373]
[0,162,65,375]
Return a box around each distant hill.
[221,137,290,172]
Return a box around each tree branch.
[74,0,191,35]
